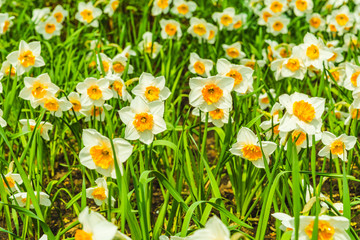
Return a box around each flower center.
[44,98,60,111]
[201,84,223,105]
[75,229,93,240]
[285,58,300,72]
[31,82,48,99]
[113,62,125,73]
[3,176,15,188]
[295,0,307,11]
[220,14,233,26]
[145,42,155,54]
[273,21,284,31]
[226,70,243,86]
[208,30,215,40]
[54,12,63,23]
[111,0,119,10]
[280,48,291,58]
[310,17,321,28]
[18,50,35,68]
[336,14,349,26]
[102,61,110,72]
[194,61,205,75]
[351,71,360,87]
[306,44,319,60]
[328,52,337,62]
[145,86,160,102]
[193,24,207,36]
[165,23,177,36]
[90,144,113,169]
[241,144,262,161]
[80,9,94,23]
[261,96,269,104]
[226,47,240,58]
[113,81,123,96]
[263,11,272,22]
[71,100,81,112]
[305,220,335,240]
[291,130,306,146]
[329,24,337,32]
[234,20,242,29]
[91,187,107,200]
[45,23,56,34]
[330,139,345,155]
[133,113,154,132]
[157,0,168,9]
[209,109,224,120]
[91,106,103,117]
[177,4,189,15]
[3,20,10,33]
[30,124,44,134]
[245,61,255,69]
[87,85,103,100]
[293,100,315,123]
[5,66,16,77]
[270,1,283,13]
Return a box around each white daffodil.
[292,0,313,17]
[192,107,231,128]
[279,92,325,134]
[306,13,325,32]
[107,75,132,101]
[152,0,172,16]
[74,207,118,240]
[75,1,102,27]
[259,89,275,110]
[272,213,293,232]
[0,60,17,78]
[76,77,113,106]
[12,192,51,209]
[96,53,112,76]
[265,0,288,14]
[279,127,320,152]
[119,45,136,59]
[86,177,115,206]
[289,215,350,240]
[230,127,277,168]
[6,40,45,76]
[188,216,230,240]
[35,16,62,40]
[266,15,290,36]
[299,33,333,69]
[170,0,197,18]
[3,170,22,191]
[138,32,162,59]
[233,13,247,30]
[67,92,84,117]
[206,23,218,44]
[222,42,246,60]
[260,113,280,139]
[36,96,72,117]
[19,119,53,141]
[132,72,171,103]
[111,54,134,76]
[80,104,113,122]
[119,97,167,145]
[257,8,273,26]
[51,5,68,23]
[345,102,360,125]
[189,75,234,112]
[187,17,210,42]
[330,5,354,35]
[0,13,15,35]
[343,62,360,91]
[104,0,120,17]
[160,19,182,39]
[216,58,254,94]
[188,52,213,77]
[212,7,235,30]
[0,109,6,127]
[19,73,60,108]
[31,8,50,24]
[318,131,356,162]
[326,62,345,86]
[343,33,360,52]
[79,129,133,177]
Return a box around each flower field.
[1,0,360,239]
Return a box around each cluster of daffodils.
[32,5,68,39]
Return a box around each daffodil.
[152,0,172,16]
[222,42,246,60]
[36,96,72,117]
[230,127,277,168]
[86,177,115,206]
[345,102,360,125]
[170,0,197,19]
[279,92,325,134]
[76,77,113,106]
[111,54,134,76]
[267,15,290,36]
[187,17,210,42]
[160,19,182,39]
[118,96,167,145]
[107,75,132,101]
[306,13,325,32]
[0,13,14,35]
[6,40,45,76]
[96,53,113,76]
[31,8,50,24]
[188,216,230,240]
[79,129,133,177]
[138,32,162,59]
[279,127,320,152]
[265,0,288,15]
[104,0,120,17]
[212,7,236,30]
[51,5,68,23]
[119,45,136,59]
[35,16,62,40]
[343,33,360,52]
[292,0,313,17]
[343,62,360,91]
[3,170,22,191]
[189,75,234,112]
[189,52,213,77]
[232,13,247,30]
[75,1,102,27]
[206,23,218,44]
[216,58,254,94]
[132,72,171,103]
[259,89,275,110]
[0,109,6,127]
[19,119,53,141]
[318,131,356,162]
[329,5,354,36]
[80,104,113,122]
[192,107,231,128]
[67,92,84,117]
[0,60,17,78]
[12,192,51,209]
[272,213,293,231]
